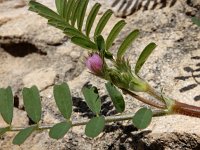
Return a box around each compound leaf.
[135,42,156,74]
[49,121,72,139]
[0,87,13,124]
[22,86,41,123]
[53,83,72,119]
[132,107,153,129]
[105,82,125,113]
[85,116,105,138]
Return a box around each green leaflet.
[0,127,10,136]
[192,17,200,27]
[117,29,139,59]
[64,27,88,39]
[82,86,101,115]
[71,36,97,50]
[29,1,62,21]
[85,3,101,37]
[106,20,126,50]
[53,83,72,119]
[12,125,36,145]
[94,9,113,37]
[48,19,71,30]
[22,86,42,123]
[135,42,156,74]
[55,0,67,17]
[85,116,105,138]
[49,121,72,139]
[64,0,74,22]
[77,0,89,31]
[105,82,125,113]
[0,87,13,125]
[96,35,105,51]
[71,0,81,26]
[132,107,153,129]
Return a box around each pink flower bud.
[86,54,103,74]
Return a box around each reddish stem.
[172,101,200,118]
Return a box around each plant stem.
[9,110,166,132]
[172,101,200,118]
[146,85,200,118]
[121,88,166,109]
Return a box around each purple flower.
[86,53,103,74]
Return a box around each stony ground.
[0,0,200,149]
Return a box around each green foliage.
[77,0,89,31]
[105,82,125,113]
[106,20,126,50]
[96,35,106,51]
[0,127,10,136]
[0,0,163,144]
[94,9,113,37]
[85,116,105,138]
[53,83,72,119]
[135,42,156,74]
[117,30,139,59]
[132,107,153,129]
[82,86,101,115]
[28,0,127,54]
[71,36,97,50]
[0,87,13,125]
[192,17,200,27]
[12,125,37,145]
[22,86,41,123]
[85,3,101,36]
[49,121,72,139]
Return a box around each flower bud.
[86,53,103,74]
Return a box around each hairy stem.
[10,110,166,132]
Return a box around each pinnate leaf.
[135,42,156,74]
[82,86,101,115]
[22,86,41,123]
[53,83,72,119]
[49,121,72,139]
[132,107,153,129]
[85,116,105,138]
[105,82,125,113]
[117,29,139,59]
[0,87,13,124]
